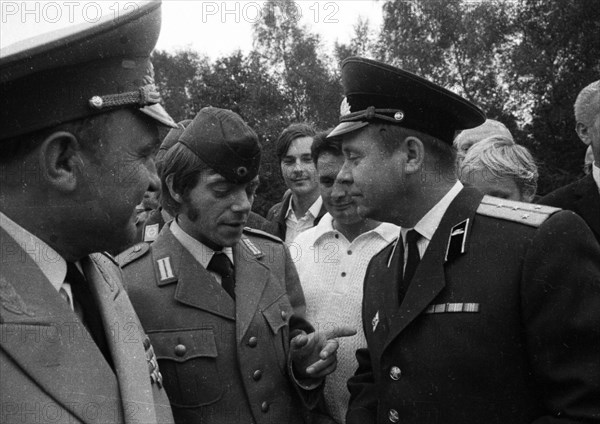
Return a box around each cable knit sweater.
[292,214,399,423]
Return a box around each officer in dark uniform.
[329,58,600,424]
[0,2,176,423]
[119,107,354,424]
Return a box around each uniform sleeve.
[346,347,378,424]
[521,210,600,423]
[282,242,314,337]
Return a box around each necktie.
[398,230,421,304]
[66,263,114,369]
[207,252,236,300]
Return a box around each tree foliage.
[152,0,599,216]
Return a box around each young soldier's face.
[179,170,259,248]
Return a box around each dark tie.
[207,252,236,300]
[66,262,114,369]
[398,230,421,304]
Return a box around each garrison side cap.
[0,0,176,141]
[329,57,486,144]
[178,107,261,184]
[159,119,193,152]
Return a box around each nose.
[146,159,161,193]
[231,189,252,214]
[337,160,354,185]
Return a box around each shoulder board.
[99,251,119,266]
[243,227,283,243]
[476,195,561,228]
[116,242,150,268]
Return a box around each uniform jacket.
[266,191,327,240]
[538,173,600,244]
[347,187,600,424]
[0,227,173,424]
[119,224,319,424]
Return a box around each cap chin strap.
[341,106,405,124]
[88,83,162,110]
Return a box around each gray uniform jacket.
[0,227,173,424]
[119,224,319,424]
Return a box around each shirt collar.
[593,161,600,193]
[170,219,234,267]
[402,181,464,242]
[285,195,323,220]
[311,212,400,245]
[0,211,66,292]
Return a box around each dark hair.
[275,123,317,162]
[160,142,211,215]
[311,129,342,164]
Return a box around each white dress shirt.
[285,196,323,243]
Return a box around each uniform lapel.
[84,254,158,424]
[0,229,120,424]
[383,188,483,350]
[153,226,236,320]
[233,240,268,341]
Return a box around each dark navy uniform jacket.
[119,223,319,424]
[347,187,600,424]
[539,173,600,245]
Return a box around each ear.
[38,131,82,192]
[576,122,591,145]
[402,136,426,174]
[165,173,185,205]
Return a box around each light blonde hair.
[460,135,538,199]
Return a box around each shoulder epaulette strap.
[99,251,119,266]
[116,242,150,268]
[243,227,283,243]
[476,195,561,228]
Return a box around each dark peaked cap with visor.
[0,0,176,141]
[177,107,261,184]
[329,57,486,143]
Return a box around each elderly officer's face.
[317,152,362,225]
[81,110,161,253]
[281,136,319,198]
[181,170,259,248]
[338,126,406,222]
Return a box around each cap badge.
[340,97,351,117]
[236,166,248,177]
[394,111,405,121]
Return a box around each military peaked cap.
[329,57,486,143]
[0,0,176,141]
[178,107,261,184]
[160,119,193,153]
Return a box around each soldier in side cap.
[329,58,600,424]
[119,106,355,424]
[0,2,176,423]
[133,118,279,245]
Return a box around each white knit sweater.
[292,214,399,423]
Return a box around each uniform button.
[134,244,142,253]
[389,366,401,380]
[174,344,186,357]
[253,370,263,381]
[281,310,288,321]
[261,401,269,412]
[388,408,399,423]
[347,250,353,255]
[248,336,258,347]
[341,272,347,277]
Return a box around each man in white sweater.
[293,131,399,423]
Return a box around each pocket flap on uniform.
[149,328,218,363]
[261,295,293,335]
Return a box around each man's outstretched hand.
[290,326,357,382]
